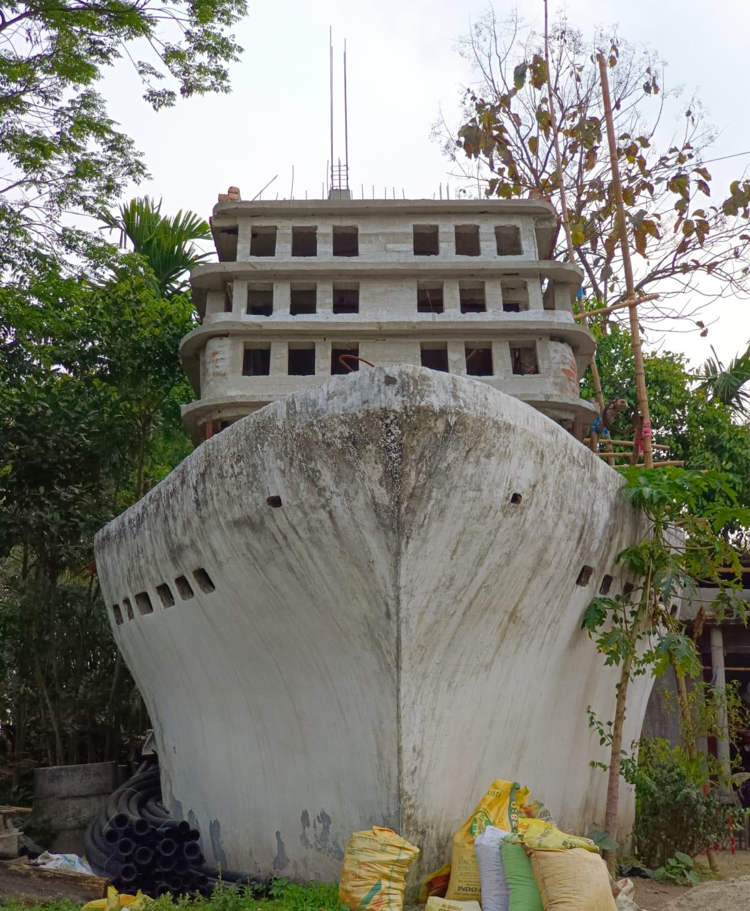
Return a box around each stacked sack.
[475,819,616,911]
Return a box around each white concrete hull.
[95,366,651,882]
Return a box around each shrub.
[631,738,727,867]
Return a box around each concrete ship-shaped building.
[95,191,651,882]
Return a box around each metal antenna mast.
[329,27,334,194]
[343,39,349,186]
[328,28,350,198]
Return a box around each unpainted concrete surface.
[95,366,651,882]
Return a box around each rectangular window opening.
[135,591,153,615]
[243,345,271,376]
[247,285,273,316]
[495,225,523,255]
[417,283,444,314]
[332,225,358,256]
[112,604,123,626]
[292,226,317,257]
[599,574,614,595]
[420,343,449,372]
[288,344,316,376]
[122,597,133,621]
[413,224,439,256]
[510,344,539,375]
[465,344,493,376]
[156,583,175,608]
[193,568,215,593]
[333,284,359,314]
[175,575,194,600]
[224,286,233,313]
[250,226,277,256]
[459,282,486,314]
[501,281,529,312]
[331,345,359,375]
[455,224,480,256]
[290,284,317,315]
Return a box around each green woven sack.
[500,841,543,911]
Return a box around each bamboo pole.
[597,54,654,468]
[543,2,613,462]
[574,293,659,321]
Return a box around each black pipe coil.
[84,758,218,897]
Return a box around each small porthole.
[112,604,123,626]
[193,568,215,593]
[623,582,635,598]
[599,575,613,595]
[122,597,134,620]
[576,565,593,586]
[510,492,522,505]
[156,583,175,607]
[135,592,153,615]
[175,575,194,600]
[267,495,283,508]
[670,602,679,617]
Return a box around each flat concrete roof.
[213,198,560,220]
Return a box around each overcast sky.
[100,0,749,366]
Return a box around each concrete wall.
[96,367,650,882]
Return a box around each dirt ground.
[633,851,750,910]
[0,859,107,904]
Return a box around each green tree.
[580,327,750,515]
[0,0,246,263]
[102,197,212,296]
[700,343,750,416]
[582,468,750,871]
[447,12,750,330]
[0,238,194,787]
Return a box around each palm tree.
[700,343,750,417]
[103,197,212,297]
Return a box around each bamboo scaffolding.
[542,1,614,464]
[574,293,660,321]
[597,53,654,469]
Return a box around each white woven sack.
[474,825,510,911]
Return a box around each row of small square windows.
[111,568,215,626]
[242,342,540,378]
[576,566,634,597]
[246,224,523,257]
[237,282,528,316]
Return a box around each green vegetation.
[0,0,246,266]
[0,880,347,911]
[0,209,201,792]
[1,0,245,798]
[625,738,728,871]
[582,466,750,870]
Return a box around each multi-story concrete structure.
[182,192,598,442]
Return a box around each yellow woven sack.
[445,780,530,901]
[529,847,616,910]
[338,826,420,911]
[516,819,598,853]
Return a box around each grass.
[0,880,347,911]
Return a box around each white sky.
[100,0,749,368]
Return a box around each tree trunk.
[603,651,633,874]
[34,652,64,765]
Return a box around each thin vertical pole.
[343,40,349,190]
[329,27,334,192]
[597,53,654,468]
[543,0,609,456]
[710,625,732,795]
